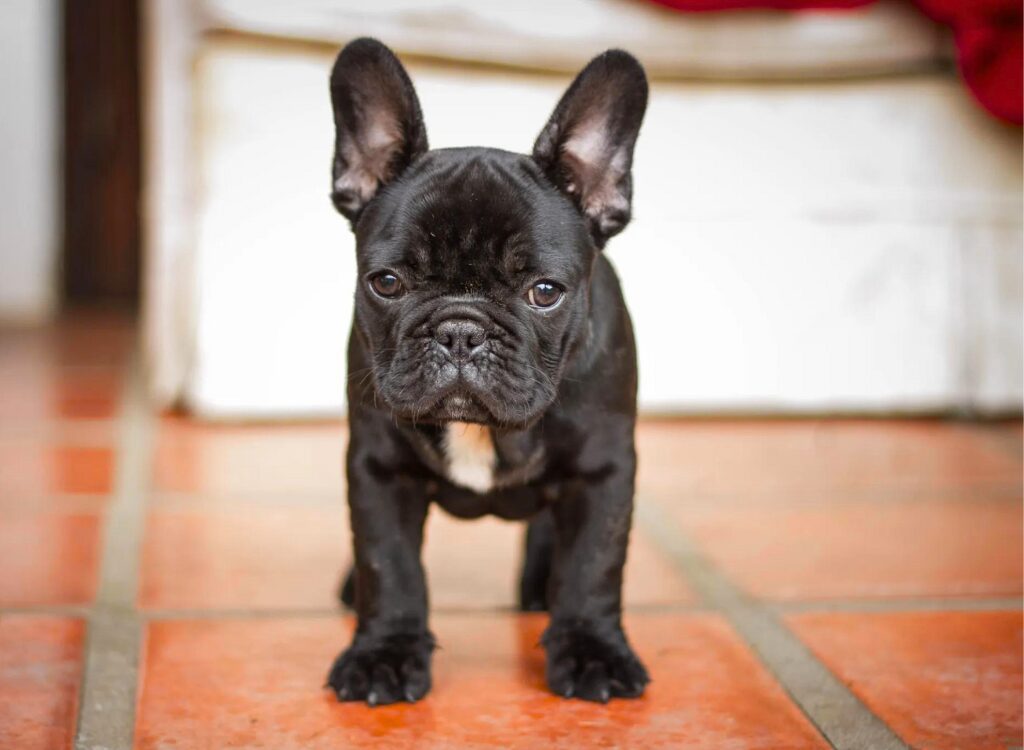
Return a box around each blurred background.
[1,3,1022,748]
[2,0,1021,418]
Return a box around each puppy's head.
[330,39,647,428]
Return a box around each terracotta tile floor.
[0,513,102,606]
[139,505,692,612]
[136,614,826,750]
[1,316,1022,749]
[0,617,85,750]
[666,495,1022,601]
[152,418,348,496]
[0,444,115,496]
[788,611,1023,750]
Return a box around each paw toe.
[576,661,611,703]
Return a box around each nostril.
[435,328,453,348]
[434,321,457,349]
[467,328,486,348]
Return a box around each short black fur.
[326,38,649,705]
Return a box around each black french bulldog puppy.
[326,38,649,705]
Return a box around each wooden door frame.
[62,0,142,306]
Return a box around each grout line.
[127,595,1024,622]
[74,357,153,750]
[136,602,709,620]
[149,491,345,507]
[31,592,1017,623]
[0,421,119,445]
[0,604,93,618]
[774,596,1023,615]
[0,495,113,515]
[139,607,359,621]
[660,483,1023,507]
[636,499,910,750]
[144,481,1023,508]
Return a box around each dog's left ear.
[533,50,648,248]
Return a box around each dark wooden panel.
[62,0,141,305]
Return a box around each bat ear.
[533,50,648,248]
[329,38,428,225]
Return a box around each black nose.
[434,318,487,361]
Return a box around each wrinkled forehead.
[357,150,591,280]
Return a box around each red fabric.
[646,0,871,8]
[644,0,1023,124]
[913,0,1022,124]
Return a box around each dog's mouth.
[382,364,552,429]
[428,392,491,424]
[388,386,496,426]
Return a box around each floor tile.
[0,493,109,514]
[0,367,121,422]
[152,419,1023,502]
[0,513,101,605]
[0,444,114,495]
[664,497,1022,600]
[136,613,827,750]
[48,311,134,366]
[0,616,85,750]
[152,418,347,496]
[987,420,1023,459]
[424,510,693,608]
[0,311,133,369]
[788,610,1023,750]
[139,507,348,611]
[636,420,1022,500]
[140,503,690,612]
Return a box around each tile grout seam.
[74,354,153,750]
[4,595,1019,622]
[635,498,910,750]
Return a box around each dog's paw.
[542,622,649,702]
[326,632,435,706]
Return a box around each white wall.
[0,0,59,320]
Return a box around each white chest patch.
[443,422,496,493]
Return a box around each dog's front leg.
[327,435,433,706]
[543,453,649,702]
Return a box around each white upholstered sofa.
[144,0,1022,417]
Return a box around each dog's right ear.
[329,38,428,224]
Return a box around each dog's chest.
[443,422,497,493]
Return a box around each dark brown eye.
[370,272,403,298]
[526,281,563,309]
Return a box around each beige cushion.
[202,0,949,79]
